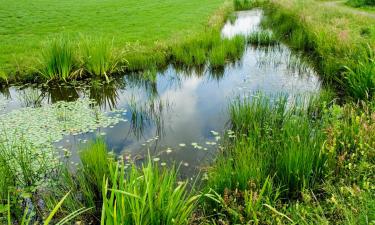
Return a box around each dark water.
[0,10,320,174]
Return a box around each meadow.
[1,0,375,224]
[0,0,226,81]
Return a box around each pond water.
[0,10,320,176]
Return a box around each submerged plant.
[39,36,78,82]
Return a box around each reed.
[209,95,329,197]
[246,30,279,46]
[80,37,122,82]
[39,37,78,82]
[101,158,199,225]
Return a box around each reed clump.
[80,37,124,82]
[246,30,279,46]
[209,95,330,197]
[39,37,78,82]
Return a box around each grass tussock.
[234,0,265,10]
[246,30,279,46]
[172,33,246,69]
[209,95,329,197]
[101,159,199,225]
[39,37,78,82]
[80,37,124,82]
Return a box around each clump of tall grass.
[39,37,78,82]
[124,44,167,71]
[209,94,330,197]
[247,30,279,46]
[101,159,199,225]
[233,0,257,10]
[208,36,245,68]
[80,37,122,82]
[343,46,375,101]
[209,45,226,68]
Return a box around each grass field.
[0,0,225,74]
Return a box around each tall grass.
[246,30,279,46]
[39,37,78,82]
[233,0,265,10]
[80,37,122,82]
[343,46,375,101]
[101,159,199,225]
[262,1,375,101]
[209,95,329,197]
[43,139,112,220]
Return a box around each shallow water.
[0,10,321,175]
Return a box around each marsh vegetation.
[1,0,375,224]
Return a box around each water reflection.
[0,10,322,175]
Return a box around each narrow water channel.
[0,10,320,176]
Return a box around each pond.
[0,10,320,176]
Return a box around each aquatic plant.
[80,37,122,82]
[343,47,375,101]
[43,139,113,220]
[6,192,91,225]
[209,45,226,68]
[209,95,329,197]
[246,30,279,46]
[101,158,199,225]
[39,37,78,82]
[233,0,264,10]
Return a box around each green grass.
[209,95,329,197]
[347,0,375,7]
[38,36,78,82]
[246,30,279,46]
[101,159,199,225]
[0,0,226,77]
[80,37,123,82]
[263,0,375,101]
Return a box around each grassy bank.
[0,0,224,72]
[0,0,258,84]
[2,93,374,224]
[261,0,375,101]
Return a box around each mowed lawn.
[0,0,225,72]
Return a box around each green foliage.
[263,0,375,101]
[39,37,78,82]
[7,192,91,225]
[246,30,279,46]
[43,139,113,221]
[101,158,199,225]
[347,0,375,7]
[80,37,123,82]
[0,0,225,75]
[233,0,266,10]
[343,47,375,101]
[209,95,330,197]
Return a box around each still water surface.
[0,10,320,174]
